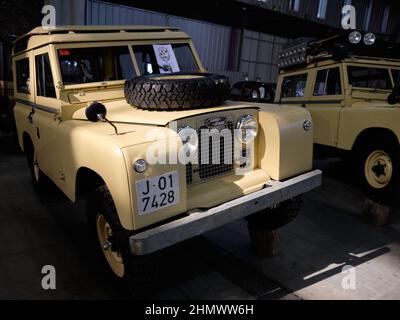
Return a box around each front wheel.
[87,185,154,296]
[356,141,400,202]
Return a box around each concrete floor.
[0,132,399,300]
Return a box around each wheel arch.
[75,167,107,200]
[352,128,400,152]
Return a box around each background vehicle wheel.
[124,73,230,110]
[87,185,154,297]
[245,197,302,231]
[356,140,400,202]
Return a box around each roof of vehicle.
[279,55,400,74]
[278,31,400,72]
[13,25,190,56]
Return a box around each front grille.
[186,121,235,185]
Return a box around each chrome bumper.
[130,170,322,255]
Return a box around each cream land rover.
[12,26,321,285]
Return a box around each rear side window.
[313,67,342,96]
[282,73,308,98]
[348,66,391,90]
[16,58,30,94]
[36,53,56,98]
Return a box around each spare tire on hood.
[124,73,230,111]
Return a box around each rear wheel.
[24,140,45,192]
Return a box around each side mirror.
[85,102,107,122]
[85,102,119,135]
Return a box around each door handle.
[301,103,306,108]
[28,108,35,124]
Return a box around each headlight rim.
[236,114,259,144]
[177,125,199,153]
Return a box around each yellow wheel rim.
[96,214,125,278]
[364,150,393,189]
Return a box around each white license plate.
[136,171,180,216]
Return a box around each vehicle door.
[32,46,63,186]
[305,65,344,147]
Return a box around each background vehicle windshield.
[132,43,199,75]
[58,46,136,85]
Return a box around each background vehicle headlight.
[363,33,376,46]
[236,115,259,144]
[178,126,199,154]
[349,31,362,44]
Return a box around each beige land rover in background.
[276,31,400,201]
[12,26,321,287]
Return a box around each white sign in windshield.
[153,44,180,74]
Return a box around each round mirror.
[86,102,107,122]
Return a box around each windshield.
[132,43,199,75]
[58,46,136,85]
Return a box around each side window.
[36,53,56,98]
[313,67,342,96]
[282,73,308,98]
[348,66,391,90]
[16,58,30,94]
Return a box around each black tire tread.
[124,73,230,110]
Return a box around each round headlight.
[178,126,199,154]
[134,159,147,173]
[349,31,362,44]
[363,33,376,46]
[236,115,259,144]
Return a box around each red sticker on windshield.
[58,49,71,56]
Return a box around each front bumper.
[130,169,322,255]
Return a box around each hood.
[72,99,259,126]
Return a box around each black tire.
[87,185,154,297]
[245,197,302,231]
[355,139,400,202]
[124,73,230,110]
